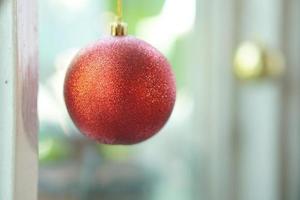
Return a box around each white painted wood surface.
[236,0,283,200]
[193,0,290,200]
[0,0,38,200]
[209,0,237,200]
[192,1,237,200]
[281,1,300,200]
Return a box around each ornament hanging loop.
[111,0,128,36]
[111,22,127,36]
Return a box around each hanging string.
[117,0,123,21]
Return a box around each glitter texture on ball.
[64,36,176,144]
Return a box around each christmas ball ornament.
[64,2,176,145]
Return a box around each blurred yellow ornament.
[234,41,285,80]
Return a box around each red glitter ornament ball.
[64,36,176,144]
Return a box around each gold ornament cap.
[111,21,128,36]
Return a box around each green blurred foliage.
[39,125,72,164]
[39,137,72,164]
[108,0,165,34]
[96,144,132,161]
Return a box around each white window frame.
[0,0,38,200]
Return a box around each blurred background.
[38,0,300,200]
